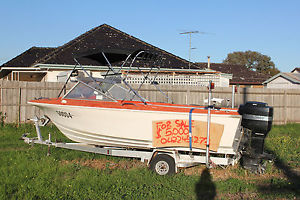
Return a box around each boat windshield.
[64,81,142,102]
[64,82,114,101]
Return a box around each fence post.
[231,85,235,108]
[186,87,190,105]
[18,87,22,125]
[284,90,287,124]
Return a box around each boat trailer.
[22,115,241,175]
[22,98,274,175]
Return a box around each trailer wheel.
[150,154,175,175]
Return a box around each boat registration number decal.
[56,110,73,119]
[152,119,224,151]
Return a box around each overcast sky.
[1,0,299,72]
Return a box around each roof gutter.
[0,67,42,71]
[33,63,221,73]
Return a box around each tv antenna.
[180,31,213,69]
[180,31,199,69]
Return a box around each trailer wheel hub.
[155,161,170,175]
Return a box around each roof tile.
[1,47,56,67]
[36,24,193,69]
[196,62,270,85]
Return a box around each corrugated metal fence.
[1,80,300,124]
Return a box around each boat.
[26,49,274,174]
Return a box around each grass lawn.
[0,123,299,200]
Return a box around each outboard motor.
[238,101,273,173]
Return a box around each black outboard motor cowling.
[238,101,274,173]
[238,101,273,135]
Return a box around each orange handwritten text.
[155,120,209,145]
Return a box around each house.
[291,68,300,73]
[263,67,300,89]
[196,62,271,88]
[2,24,266,87]
[0,47,56,81]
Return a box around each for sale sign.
[152,119,224,151]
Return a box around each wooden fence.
[1,80,300,124]
[0,80,73,123]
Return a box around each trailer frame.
[22,116,241,175]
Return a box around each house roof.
[0,47,56,78]
[1,24,269,85]
[263,72,300,84]
[34,24,194,69]
[196,62,270,85]
[1,47,56,67]
[291,68,300,73]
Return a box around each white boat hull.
[30,101,242,154]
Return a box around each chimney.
[207,56,211,69]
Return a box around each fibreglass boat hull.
[29,99,242,154]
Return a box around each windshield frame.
[62,81,118,102]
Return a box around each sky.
[1,0,300,72]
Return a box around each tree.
[223,50,280,76]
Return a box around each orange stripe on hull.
[29,98,239,115]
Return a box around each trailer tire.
[150,154,175,175]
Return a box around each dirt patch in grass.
[60,156,300,184]
[62,158,296,182]
[182,164,289,181]
[182,165,248,180]
[218,192,260,200]
[61,158,147,170]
